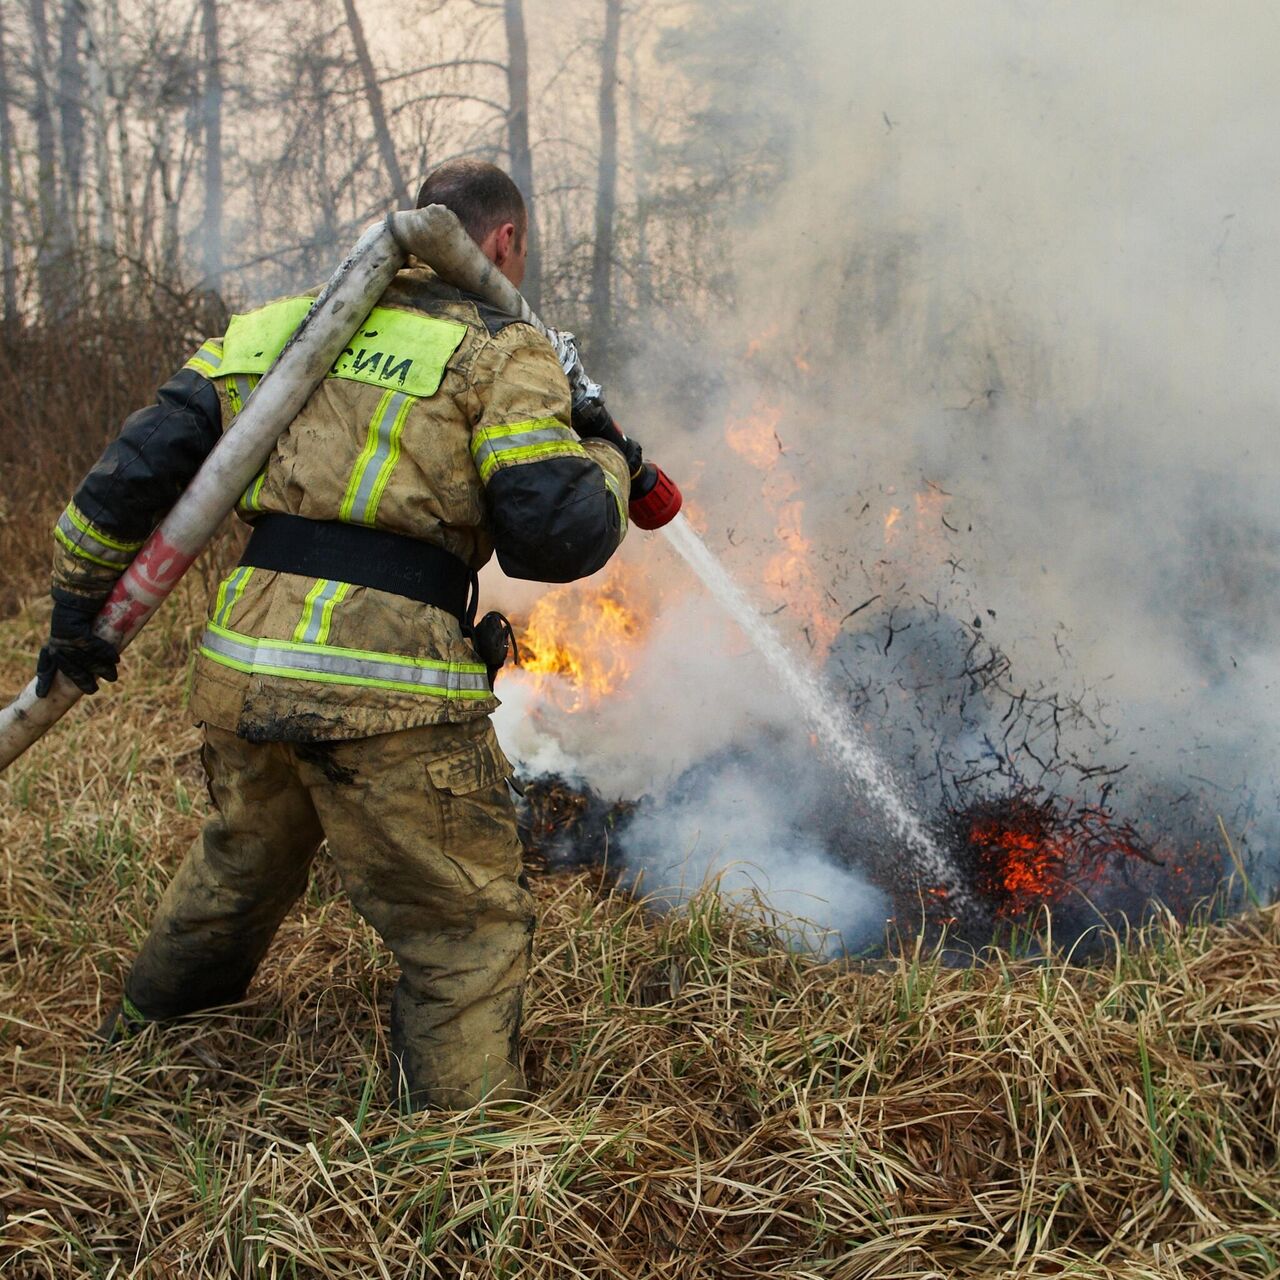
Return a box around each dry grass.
[1,585,1280,1278]
[0,299,225,609]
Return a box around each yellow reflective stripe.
[471,418,584,483]
[198,621,490,699]
[184,340,224,378]
[212,566,255,627]
[340,391,415,525]
[54,524,124,570]
[292,577,350,644]
[475,438,589,484]
[238,470,268,514]
[292,578,330,643]
[62,502,143,553]
[604,470,628,536]
[365,394,413,520]
[340,396,389,522]
[226,374,257,418]
[314,582,350,645]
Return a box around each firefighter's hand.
[573,400,644,477]
[36,592,120,697]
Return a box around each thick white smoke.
[494,1,1280,928]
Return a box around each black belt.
[240,514,476,626]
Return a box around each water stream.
[662,512,963,897]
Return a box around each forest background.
[0,0,748,593]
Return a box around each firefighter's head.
[415,160,528,287]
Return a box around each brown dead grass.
[0,300,225,612]
[1,584,1279,1278]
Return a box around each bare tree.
[589,0,621,361]
[83,2,116,288]
[57,0,87,231]
[341,0,408,205]
[28,0,73,315]
[199,0,223,288]
[503,0,539,307]
[0,3,19,332]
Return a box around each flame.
[724,395,842,657]
[725,403,784,470]
[884,506,903,542]
[515,567,648,712]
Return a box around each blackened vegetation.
[516,773,635,873]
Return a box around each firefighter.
[39,159,631,1109]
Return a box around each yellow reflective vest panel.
[183,266,629,742]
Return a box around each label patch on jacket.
[220,297,467,398]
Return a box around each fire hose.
[0,205,681,774]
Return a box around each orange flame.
[515,568,648,712]
[725,396,841,657]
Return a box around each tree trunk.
[341,0,408,205]
[29,0,73,317]
[58,0,87,232]
[83,0,116,291]
[0,3,19,333]
[105,0,136,283]
[589,0,621,363]
[200,0,223,288]
[503,0,539,308]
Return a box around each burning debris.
[941,792,1157,918]
[516,773,635,872]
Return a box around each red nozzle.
[629,462,682,530]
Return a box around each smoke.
[495,0,1280,930]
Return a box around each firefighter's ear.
[478,221,511,264]
[488,221,526,288]
[492,221,517,263]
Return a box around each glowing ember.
[969,821,1067,909]
[944,794,1161,920]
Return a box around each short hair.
[415,159,527,246]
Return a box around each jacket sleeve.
[52,347,224,600]
[467,324,630,582]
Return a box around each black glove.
[36,591,120,697]
[572,398,644,477]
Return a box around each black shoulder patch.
[380,270,518,337]
[472,300,525,337]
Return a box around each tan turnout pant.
[124,718,533,1110]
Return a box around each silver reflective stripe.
[344,391,411,525]
[471,423,577,476]
[199,624,491,697]
[55,511,136,567]
[298,579,344,644]
[213,566,255,626]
